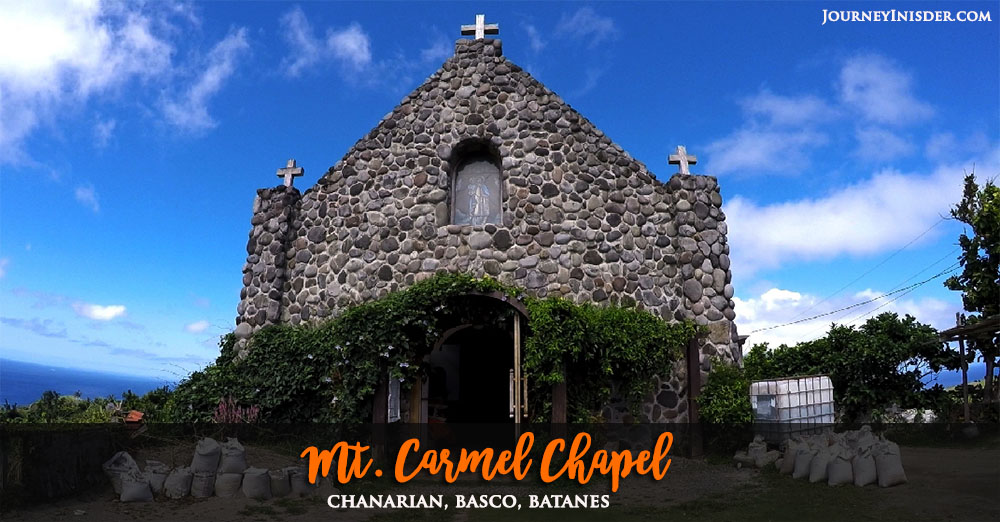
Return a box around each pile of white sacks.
[735,426,907,488]
[102,437,322,502]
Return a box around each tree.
[744,313,957,422]
[944,173,1000,403]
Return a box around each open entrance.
[425,325,514,423]
[374,292,533,425]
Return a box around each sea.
[0,359,176,406]
[0,358,987,407]
[924,362,987,389]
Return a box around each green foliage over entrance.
[166,272,699,423]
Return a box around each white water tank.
[750,375,835,442]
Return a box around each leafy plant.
[697,357,752,424]
[165,272,699,424]
[743,313,959,422]
[526,297,700,421]
[944,172,999,404]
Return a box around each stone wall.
[234,39,738,422]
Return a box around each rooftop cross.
[461,14,499,40]
[668,146,698,175]
[276,159,304,187]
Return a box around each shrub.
[697,357,752,424]
[166,272,699,424]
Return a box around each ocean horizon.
[1,357,987,409]
[0,358,177,406]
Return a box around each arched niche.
[451,139,502,226]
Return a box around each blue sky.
[1,1,997,381]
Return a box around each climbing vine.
[167,272,699,423]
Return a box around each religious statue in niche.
[453,159,501,225]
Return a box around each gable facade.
[233,38,739,422]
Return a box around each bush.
[697,358,752,424]
[743,313,959,422]
[166,272,699,424]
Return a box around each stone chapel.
[233,17,739,423]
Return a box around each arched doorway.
[424,324,514,423]
[373,291,531,425]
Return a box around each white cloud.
[74,184,100,212]
[925,131,991,162]
[734,287,956,350]
[555,7,617,48]
[94,118,116,148]
[279,8,370,76]
[162,28,249,131]
[524,24,546,52]
[185,320,210,333]
[279,7,322,76]
[0,258,8,278]
[0,1,174,163]
[704,127,827,174]
[328,23,371,69]
[854,126,915,162]
[73,302,126,321]
[838,54,934,126]
[740,90,838,127]
[725,151,999,274]
[419,38,452,64]
[704,54,941,176]
[0,1,171,97]
[571,67,605,98]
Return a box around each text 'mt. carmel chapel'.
[233,15,740,423]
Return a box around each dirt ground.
[875,445,1000,521]
[3,441,997,522]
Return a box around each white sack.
[242,467,271,500]
[288,466,315,496]
[102,451,139,495]
[269,468,291,498]
[792,449,816,480]
[191,437,221,473]
[827,454,853,486]
[214,472,242,497]
[144,460,169,495]
[164,466,193,499]
[119,470,153,502]
[874,442,907,487]
[809,450,831,483]
[219,438,247,474]
[853,450,877,487]
[779,441,798,474]
[190,471,215,498]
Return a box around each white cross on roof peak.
[461,14,499,40]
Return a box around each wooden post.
[514,314,522,428]
[409,379,422,423]
[552,377,567,423]
[687,335,703,458]
[373,377,387,424]
[552,367,568,444]
[957,313,970,422]
[371,375,388,465]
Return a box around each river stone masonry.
[234,38,739,422]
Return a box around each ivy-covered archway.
[166,273,701,423]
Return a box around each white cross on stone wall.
[277,159,304,187]
[668,146,698,175]
[461,14,499,40]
